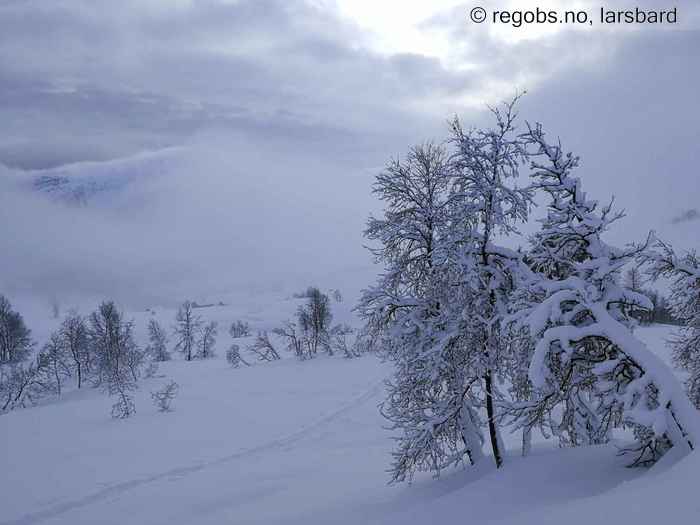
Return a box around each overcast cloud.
[1,0,698,312]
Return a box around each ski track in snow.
[1,382,383,525]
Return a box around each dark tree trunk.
[484,370,503,468]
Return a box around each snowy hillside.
[1,323,698,525]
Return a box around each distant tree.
[0,295,33,364]
[146,319,170,362]
[197,321,218,359]
[151,381,178,412]
[297,287,332,356]
[229,320,251,338]
[60,311,90,388]
[88,301,141,418]
[40,333,71,396]
[174,301,202,361]
[641,240,700,408]
[247,332,281,362]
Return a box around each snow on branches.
[510,123,698,465]
[361,97,698,479]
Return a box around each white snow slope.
[1,323,699,525]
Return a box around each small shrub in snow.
[151,381,179,412]
[111,389,136,419]
[226,344,249,367]
[146,319,170,362]
[330,324,358,358]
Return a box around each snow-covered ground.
[1,322,698,525]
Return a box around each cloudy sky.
[1,0,699,310]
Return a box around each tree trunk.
[484,370,503,468]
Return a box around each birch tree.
[174,301,202,361]
[508,123,699,465]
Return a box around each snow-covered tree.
[359,104,532,479]
[146,319,170,362]
[509,123,699,465]
[197,321,218,359]
[174,301,202,361]
[0,295,33,364]
[442,98,532,468]
[641,240,700,408]
[357,141,468,480]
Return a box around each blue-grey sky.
[1,0,699,309]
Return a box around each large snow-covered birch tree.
[359,98,533,479]
[358,141,476,481]
[445,98,532,467]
